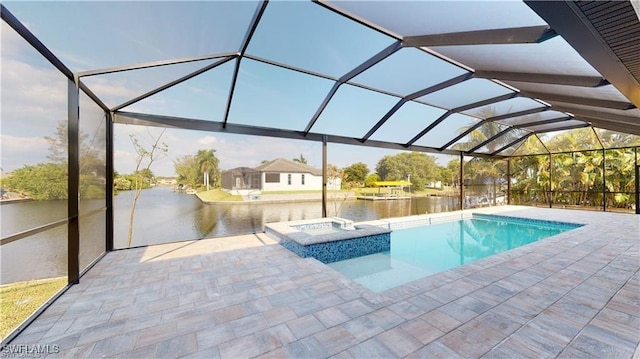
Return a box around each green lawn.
[197,189,243,201]
[1,277,67,340]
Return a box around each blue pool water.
[328,215,581,292]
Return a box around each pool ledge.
[265,218,391,263]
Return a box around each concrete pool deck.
[8,206,639,358]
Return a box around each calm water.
[112,186,459,248]
[328,217,573,292]
[1,186,457,283]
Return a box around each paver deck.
[7,206,640,358]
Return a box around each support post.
[68,79,80,285]
[549,153,553,208]
[106,112,114,252]
[602,149,606,212]
[635,147,640,214]
[459,153,464,210]
[322,136,327,218]
[507,159,511,205]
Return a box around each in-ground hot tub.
[264,217,391,263]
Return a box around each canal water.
[1,186,458,283]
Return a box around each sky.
[114,124,427,177]
[0,1,465,177]
[2,1,626,178]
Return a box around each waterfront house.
[221,158,341,192]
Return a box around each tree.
[3,163,67,199]
[452,107,520,154]
[127,129,168,248]
[343,162,369,186]
[5,119,106,200]
[195,149,219,191]
[375,152,439,191]
[292,154,307,164]
[113,176,132,191]
[174,155,200,189]
[464,157,507,205]
[441,159,460,187]
[327,164,341,180]
[44,121,71,164]
[365,173,380,187]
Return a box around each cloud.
[80,76,142,106]
[197,136,218,146]
[0,135,50,172]
[0,135,48,152]
[2,58,67,134]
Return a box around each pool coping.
[264,217,387,246]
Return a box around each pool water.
[328,216,580,292]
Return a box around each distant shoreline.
[0,197,33,205]
[195,191,355,205]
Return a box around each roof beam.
[402,25,557,47]
[406,73,474,101]
[491,132,534,156]
[339,41,402,83]
[549,104,640,126]
[361,99,407,141]
[78,81,109,112]
[361,73,473,141]
[525,0,640,107]
[112,57,235,112]
[438,120,486,151]
[246,54,404,99]
[451,93,518,113]
[510,116,573,129]
[484,106,549,122]
[467,128,513,153]
[303,41,402,134]
[473,70,609,87]
[534,133,552,154]
[239,1,268,56]
[405,111,453,146]
[114,111,502,158]
[76,52,239,78]
[519,90,635,110]
[244,54,338,82]
[222,1,268,129]
[1,4,74,81]
[533,122,590,134]
[579,117,640,136]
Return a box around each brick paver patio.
[8,206,639,358]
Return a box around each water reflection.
[113,186,459,248]
[1,200,67,237]
[2,185,460,281]
[1,225,67,284]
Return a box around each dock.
[357,180,412,201]
[356,195,411,201]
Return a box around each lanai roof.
[2,1,639,157]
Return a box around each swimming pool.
[328,214,582,293]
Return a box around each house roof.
[223,167,260,174]
[254,158,322,176]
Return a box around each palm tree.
[195,149,219,191]
[452,107,517,153]
[292,154,307,164]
